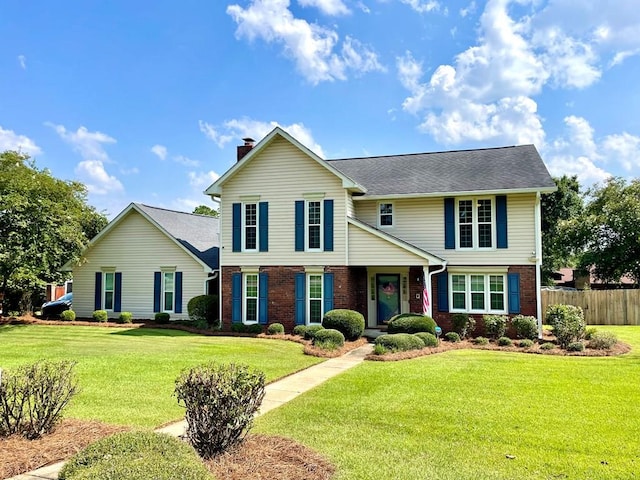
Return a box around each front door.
[376,274,400,324]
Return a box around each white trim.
[239,195,260,202]
[455,196,496,251]
[447,266,508,273]
[241,202,258,252]
[535,192,543,338]
[449,272,507,314]
[351,187,557,201]
[242,272,259,324]
[305,199,323,252]
[306,273,324,325]
[304,266,325,273]
[161,270,176,313]
[303,192,326,200]
[102,271,115,311]
[378,201,394,228]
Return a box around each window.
[456,197,494,249]
[244,273,258,323]
[163,271,175,312]
[103,272,114,310]
[379,203,393,227]
[449,273,506,313]
[243,203,257,251]
[307,201,322,250]
[308,274,323,324]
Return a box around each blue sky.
[2,0,640,218]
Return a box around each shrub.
[93,310,108,323]
[313,328,345,350]
[231,323,246,333]
[511,315,538,340]
[519,339,534,349]
[373,343,388,355]
[588,331,618,350]
[444,331,461,343]
[304,325,325,340]
[375,333,425,352]
[155,312,170,324]
[266,323,285,335]
[247,324,263,334]
[387,314,437,335]
[292,325,308,337]
[451,313,476,339]
[584,326,598,340]
[483,314,507,338]
[174,363,265,459]
[545,304,583,328]
[540,342,556,350]
[58,431,212,480]
[187,295,219,329]
[473,336,489,345]
[567,341,585,352]
[414,332,438,347]
[322,309,365,341]
[546,304,585,348]
[0,360,78,439]
[117,312,133,324]
[497,336,513,346]
[60,310,76,321]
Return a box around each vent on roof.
[237,137,255,162]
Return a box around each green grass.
[256,326,640,479]
[0,324,322,427]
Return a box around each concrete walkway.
[8,343,373,480]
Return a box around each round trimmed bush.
[519,339,534,349]
[511,315,538,340]
[304,325,324,340]
[312,328,345,350]
[375,333,425,352]
[60,310,76,321]
[451,313,476,339]
[387,314,437,335]
[58,431,212,480]
[566,341,585,352]
[246,324,263,334]
[414,332,438,347]
[373,343,388,355]
[483,314,507,338]
[497,336,513,346]
[117,312,133,324]
[92,310,108,323]
[155,312,170,324]
[540,342,556,350]
[473,336,489,345]
[322,309,365,341]
[546,304,585,348]
[587,331,618,350]
[187,295,219,328]
[267,323,285,335]
[444,331,461,343]
[293,325,308,337]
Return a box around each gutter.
[535,192,543,338]
[425,261,448,318]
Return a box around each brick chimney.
[237,137,255,162]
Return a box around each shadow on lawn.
[109,326,197,338]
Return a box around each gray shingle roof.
[136,204,219,270]
[327,144,555,197]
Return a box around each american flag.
[422,275,429,315]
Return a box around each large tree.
[0,151,108,314]
[192,205,218,217]
[541,175,584,284]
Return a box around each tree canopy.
[0,151,108,313]
[192,205,219,217]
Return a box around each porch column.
[422,265,432,318]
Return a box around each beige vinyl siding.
[348,223,427,266]
[72,211,208,320]
[221,136,347,266]
[352,193,536,265]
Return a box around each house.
[205,128,556,333]
[554,267,637,290]
[63,203,219,320]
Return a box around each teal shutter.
[114,272,122,312]
[153,272,161,312]
[232,273,242,323]
[508,273,521,314]
[323,273,334,313]
[232,203,241,252]
[324,199,334,252]
[437,272,449,312]
[94,272,102,310]
[496,195,508,249]
[295,272,306,325]
[259,202,268,252]
[258,272,268,324]
[175,272,183,313]
[444,198,455,249]
[295,201,304,252]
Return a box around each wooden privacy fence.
[541,289,640,326]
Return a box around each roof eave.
[352,186,557,201]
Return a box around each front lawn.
[256,326,640,479]
[0,324,322,427]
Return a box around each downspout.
[426,261,448,318]
[535,192,543,338]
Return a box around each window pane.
[459,200,472,223]
[471,292,485,310]
[105,273,114,291]
[308,225,321,249]
[453,292,466,309]
[310,299,322,323]
[246,298,257,322]
[308,201,321,225]
[479,224,492,248]
[452,275,466,292]
[380,214,393,226]
[309,275,322,299]
[245,204,257,226]
[105,292,114,310]
[245,226,257,250]
[246,274,258,297]
[491,293,504,310]
[490,276,504,292]
[164,272,174,290]
[164,292,173,311]
[477,199,492,222]
[380,203,393,226]
[470,275,484,292]
[459,224,473,248]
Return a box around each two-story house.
[205,127,556,334]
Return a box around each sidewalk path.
[8,343,373,480]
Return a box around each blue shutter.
[295,272,306,325]
[259,202,268,252]
[153,272,161,312]
[175,272,183,313]
[437,272,449,312]
[94,272,102,310]
[114,272,122,312]
[444,198,455,249]
[496,195,508,249]
[295,200,304,252]
[323,273,334,313]
[258,272,268,324]
[508,273,521,314]
[324,199,334,252]
[231,273,242,323]
[232,203,241,252]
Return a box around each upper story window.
[379,203,393,227]
[243,203,258,251]
[306,200,323,251]
[456,197,494,249]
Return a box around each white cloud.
[173,155,200,167]
[0,126,41,155]
[226,0,384,84]
[199,120,234,148]
[609,48,640,67]
[460,1,476,17]
[75,160,124,195]
[601,132,640,172]
[47,123,116,162]
[18,55,26,70]
[298,0,350,16]
[188,170,221,190]
[400,0,440,13]
[150,144,167,160]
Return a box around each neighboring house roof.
[327,144,556,198]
